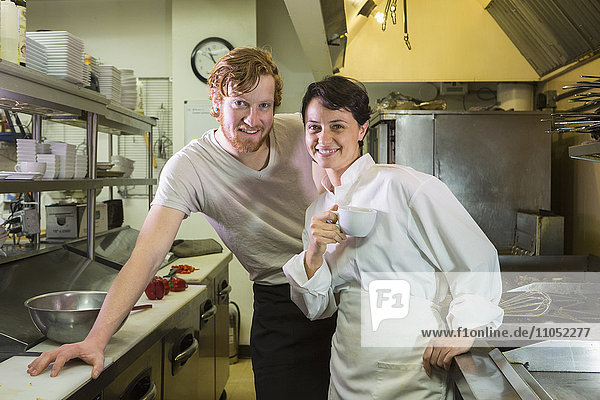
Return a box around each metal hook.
[403,0,411,50]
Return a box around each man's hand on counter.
[27,339,105,379]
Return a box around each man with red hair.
[28,47,336,400]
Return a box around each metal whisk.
[500,291,552,317]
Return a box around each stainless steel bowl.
[24,291,126,344]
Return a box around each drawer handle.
[202,305,217,321]
[174,337,198,363]
[139,381,157,400]
[219,284,232,297]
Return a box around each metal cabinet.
[368,110,551,253]
[102,340,162,400]
[191,259,231,400]
[214,265,231,399]
[163,289,207,400]
[198,297,218,400]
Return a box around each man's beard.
[225,129,269,153]
[219,116,270,153]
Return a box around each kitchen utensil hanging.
[380,0,411,50]
[547,75,600,137]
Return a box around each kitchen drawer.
[102,339,162,400]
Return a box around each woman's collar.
[320,153,376,194]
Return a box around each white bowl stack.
[98,65,122,104]
[25,37,48,74]
[110,155,135,177]
[74,152,88,179]
[16,139,37,163]
[120,69,137,110]
[36,154,59,179]
[48,141,77,179]
[26,31,85,85]
[17,139,60,179]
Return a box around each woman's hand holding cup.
[304,204,347,278]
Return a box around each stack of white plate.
[120,69,137,110]
[26,31,85,85]
[74,153,88,179]
[82,64,91,87]
[36,154,59,179]
[36,142,51,154]
[26,37,47,74]
[110,155,135,177]
[98,65,121,103]
[16,139,37,163]
[47,141,76,179]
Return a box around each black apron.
[251,283,337,400]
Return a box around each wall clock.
[190,37,234,83]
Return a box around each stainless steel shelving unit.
[0,59,157,260]
[0,178,156,193]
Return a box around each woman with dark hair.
[283,76,503,399]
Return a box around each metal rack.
[0,59,157,260]
[546,75,600,163]
[568,141,600,162]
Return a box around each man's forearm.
[84,255,158,349]
[84,205,185,349]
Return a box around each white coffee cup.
[332,205,377,237]
[15,161,46,174]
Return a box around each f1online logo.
[368,280,411,331]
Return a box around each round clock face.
[191,37,234,83]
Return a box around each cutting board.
[159,252,229,284]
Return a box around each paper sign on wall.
[184,100,218,146]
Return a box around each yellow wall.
[341,0,539,82]
[544,58,600,255]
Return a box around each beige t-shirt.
[152,113,317,285]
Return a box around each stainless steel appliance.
[102,340,162,400]
[197,297,218,399]
[513,211,564,256]
[163,289,210,400]
[452,256,600,399]
[453,343,600,400]
[367,110,551,254]
[65,226,231,399]
[215,267,231,398]
[192,261,231,400]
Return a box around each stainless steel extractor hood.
[320,0,348,72]
[486,0,600,77]
[284,0,346,78]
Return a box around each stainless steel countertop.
[452,343,600,400]
[0,248,118,351]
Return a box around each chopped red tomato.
[173,264,197,274]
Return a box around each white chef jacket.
[283,154,503,400]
